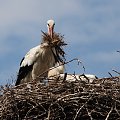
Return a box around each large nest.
[0,76,120,120]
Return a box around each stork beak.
[48,26,54,38]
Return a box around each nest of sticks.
[0,75,120,120]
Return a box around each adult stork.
[15,19,66,85]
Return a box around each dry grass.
[41,31,67,63]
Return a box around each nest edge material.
[0,76,120,120]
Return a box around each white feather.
[20,45,41,67]
[48,63,64,78]
[59,74,97,83]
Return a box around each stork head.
[47,19,55,38]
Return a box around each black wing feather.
[20,57,25,66]
[15,57,33,86]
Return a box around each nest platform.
[0,76,120,120]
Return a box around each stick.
[105,106,113,120]
[36,58,85,80]
[74,95,93,120]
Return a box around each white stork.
[15,19,63,85]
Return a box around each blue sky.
[0,0,120,85]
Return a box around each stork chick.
[48,62,64,79]
[59,73,98,83]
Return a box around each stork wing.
[15,63,33,85]
[15,45,40,85]
[20,45,40,67]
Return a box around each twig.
[24,105,35,119]
[86,107,93,120]
[36,58,85,80]
[47,109,50,120]
[41,30,52,41]
[79,74,90,83]
[114,101,120,116]
[108,72,113,77]
[63,72,67,82]
[24,102,46,119]
[105,106,113,120]
[112,69,120,75]
[57,93,79,101]
[47,102,66,120]
[74,95,93,120]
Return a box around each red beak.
[48,26,54,38]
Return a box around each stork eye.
[47,24,50,26]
